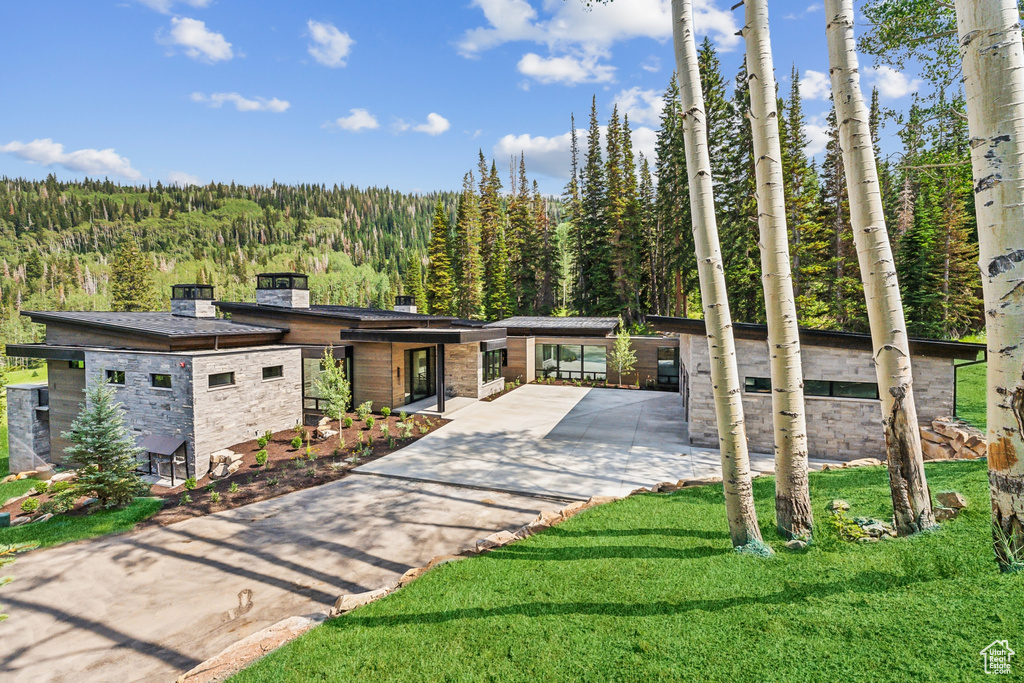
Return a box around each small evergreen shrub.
[256,434,270,449]
[343,416,353,429]
[255,450,269,467]
[290,436,303,450]
[21,498,40,514]
[50,481,72,494]
[184,477,197,491]
[33,481,49,495]
[365,415,376,430]
[381,406,391,418]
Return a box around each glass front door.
[407,347,436,403]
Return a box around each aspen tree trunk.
[742,0,813,540]
[825,0,935,536]
[672,0,765,549]
[953,0,1024,570]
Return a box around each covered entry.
[136,434,188,487]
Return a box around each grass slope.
[0,498,163,549]
[234,461,1020,683]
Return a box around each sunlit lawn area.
[0,498,163,549]
[234,461,1019,683]
[956,361,986,431]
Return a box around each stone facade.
[192,347,302,476]
[256,288,309,309]
[5,383,50,472]
[684,336,955,461]
[171,298,216,318]
[81,346,302,478]
[444,343,504,399]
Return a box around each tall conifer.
[425,200,455,315]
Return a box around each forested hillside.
[0,178,467,346]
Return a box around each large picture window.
[745,376,879,400]
[483,349,503,383]
[535,344,607,381]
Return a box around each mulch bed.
[140,412,449,528]
[2,412,449,529]
[480,381,524,402]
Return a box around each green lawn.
[234,461,1020,683]
[956,361,986,431]
[0,477,37,504]
[0,497,163,549]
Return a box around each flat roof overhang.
[5,344,86,362]
[339,327,507,345]
[647,316,986,361]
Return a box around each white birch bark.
[672,0,764,549]
[953,0,1024,569]
[742,0,814,540]
[825,0,935,535]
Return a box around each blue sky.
[0,0,923,195]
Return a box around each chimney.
[394,295,417,314]
[256,273,310,309]
[171,284,216,318]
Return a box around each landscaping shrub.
[210,491,221,504]
[290,436,303,450]
[20,498,39,514]
[183,477,197,491]
[380,424,389,439]
[257,433,270,449]
[381,406,391,418]
[255,450,269,467]
[179,493,192,505]
[229,482,239,494]
[365,415,375,430]
[266,477,279,487]
[32,481,48,495]
[355,400,373,421]
[343,416,354,429]
[50,480,71,494]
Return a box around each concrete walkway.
[358,384,832,500]
[1,477,562,683]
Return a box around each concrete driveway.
[357,384,783,500]
[1,477,561,683]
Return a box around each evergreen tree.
[507,155,539,313]
[779,67,832,328]
[578,96,612,314]
[450,172,484,319]
[716,57,764,323]
[110,233,158,312]
[533,180,561,314]
[478,154,504,316]
[402,253,427,313]
[563,114,584,312]
[654,74,694,316]
[425,200,455,315]
[486,224,513,319]
[62,378,149,508]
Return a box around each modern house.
[4,272,984,480]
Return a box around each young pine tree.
[451,172,484,319]
[63,379,149,509]
[402,254,428,314]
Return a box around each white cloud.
[494,124,657,180]
[867,66,923,99]
[784,3,823,20]
[614,87,664,126]
[332,108,379,132]
[0,138,143,180]
[459,0,738,87]
[641,56,661,73]
[800,69,831,101]
[517,52,615,85]
[413,113,451,136]
[191,92,290,112]
[804,114,830,156]
[167,171,202,186]
[164,17,233,62]
[307,20,354,67]
[136,0,211,14]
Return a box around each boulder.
[476,530,517,552]
[209,450,238,466]
[651,482,679,493]
[32,513,53,524]
[176,615,326,683]
[209,463,230,479]
[583,495,619,509]
[528,509,562,531]
[3,495,28,507]
[1,474,16,484]
[827,499,851,512]
[425,554,464,570]
[398,566,429,587]
[934,506,960,522]
[10,516,31,527]
[558,501,588,520]
[50,471,77,483]
[846,458,884,468]
[629,487,651,496]
[331,588,391,617]
[921,439,956,461]
[920,428,946,444]
[32,466,55,481]
[785,539,808,551]
[936,491,967,510]
[931,417,962,439]
[226,461,243,475]
[677,477,723,488]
